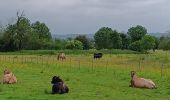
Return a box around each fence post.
[13,56,14,64]
[53,56,55,64]
[42,56,43,65]
[46,56,48,65]
[78,60,80,70]
[25,56,26,63]
[106,60,108,71]
[92,59,94,71]
[37,55,38,64]
[22,55,24,64]
[161,64,164,77]
[138,60,141,71]
[69,58,71,70]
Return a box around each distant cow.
[57,53,66,60]
[94,53,103,59]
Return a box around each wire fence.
[0,54,170,77]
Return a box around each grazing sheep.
[57,53,66,60]
[51,76,69,94]
[94,53,102,59]
[129,71,156,89]
[3,69,17,84]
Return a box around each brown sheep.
[129,71,156,89]
[2,69,17,84]
[57,53,66,60]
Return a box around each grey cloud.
[0,0,170,34]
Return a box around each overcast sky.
[0,0,170,34]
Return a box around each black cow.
[94,53,103,59]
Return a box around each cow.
[129,71,156,89]
[94,53,103,59]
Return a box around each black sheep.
[51,76,69,94]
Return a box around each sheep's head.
[4,69,11,75]
[51,76,63,84]
[130,71,136,78]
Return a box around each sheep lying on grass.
[2,69,17,84]
[51,76,69,94]
[129,71,156,89]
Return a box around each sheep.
[57,53,66,60]
[129,71,156,89]
[2,69,17,84]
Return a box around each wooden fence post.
[138,60,141,71]
[106,60,108,71]
[78,60,80,70]
[37,55,38,64]
[92,59,94,71]
[161,64,164,77]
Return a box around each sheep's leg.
[129,80,134,87]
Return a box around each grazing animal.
[51,76,69,94]
[129,71,156,89]
[57,53,66,60]
[2,69,17,84]
[94,53,102,59]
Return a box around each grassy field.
[0,50,170,100]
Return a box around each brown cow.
[129,71,156,89]
[2,69,17,84]
[57,53,66,60]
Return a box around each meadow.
[0,50,170,100]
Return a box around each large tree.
[75,35,91,50]
[120,33,130,49]
[2,12,31,51]
[110,30,122,49]
[0,11,53,51]
[141,35,156,51]
[127,25,147,42]
[31,21,52,40]
[94,27,113,49]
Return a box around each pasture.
[0,50,170,100]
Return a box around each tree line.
[0,13,170,52]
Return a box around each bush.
[65,40,83,50]
[159,38,170,50]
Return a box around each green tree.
[2,12,31,51]
[127,25,147,42]
[158,37,170,50]
[94,27,113,49]
[110,30,122,49]
[120,33,130,49]
[141,35,156,51]
[31,21,52,40]
[129,40,143,52]
[54,39,67,50]
[16,17,31,50]
[66,40,83,50]
[23,32,42,50]
[2,24,18,51]
[152,36,160,51]
[75,35,91,50]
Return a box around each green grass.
[0,50,170,100]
